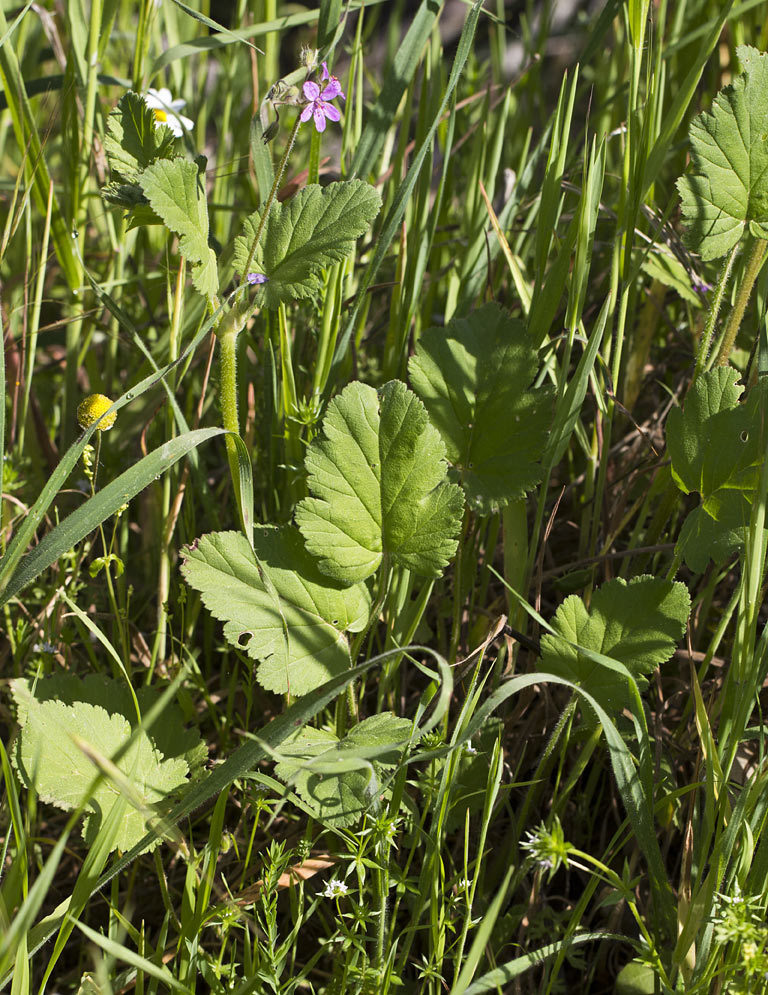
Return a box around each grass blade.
[331,0,484,378]
[0,428,227,608]
[350,0,444,181]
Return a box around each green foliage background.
[2,2,768,994]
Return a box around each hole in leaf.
[237,631,253,647]
[740,430,749,443]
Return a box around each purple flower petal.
[300,103,314,123]
[303,80,320,101]
[321,61,330,80]
[323,102,341,123]
[247,272,269,285]
[321,79,343,101]
[313,105,327,132]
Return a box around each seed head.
[77,394,117,431]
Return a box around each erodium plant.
[4,7,768,993]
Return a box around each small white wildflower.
[463,740,477,756]
[32,641,56,654]
[143,87,193,137]
[322,878,349,899]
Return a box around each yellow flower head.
[77,394,117,431]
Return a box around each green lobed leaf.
[232,181,381,309]
[677,45,768,259]
[614,959,657,995]
[274,713,413,827]
[103,91,176,184]
[180,527,371,696]
[666,369,767,569]
[12,674,207,774]
[13,653,452,972]
[408,302,555,513]
[11,677,203,853]
[540,576,691,713]
[675,493,755,573]
[295,380,465,583]
[139,157,219,298]
[667,369,764,499]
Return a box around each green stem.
[312,262,343,398]
[691,241,739,382]
[665,543,684,581]
[150,260,185,674]
[338,556,392,737]
[89,433,129,668]
[502,499,528,647]
[219,323,245,531]
[19,180,53,453]
[215,114,304,522]
[241,115,302,287]
[80,0,103,208]
[374,839,389,970]
[68,0,105,449]
[100,525,129,670]
[307,126,321,185]
[219,329,240,436]
[350,557,392,665]
[132,0,149,89]
[714,237,768,368]
[90,432,102,497]
[718,389,768,772]
[449,511,470,663]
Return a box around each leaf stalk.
[714,237,768,368]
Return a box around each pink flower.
[300,66,344,132]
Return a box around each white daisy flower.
[143,87,193,137]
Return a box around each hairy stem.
[241,115,303,285]
[691,241,739,382]
[714,237,767,368]
[218,323,245,531]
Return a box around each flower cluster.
[520,817,572,876]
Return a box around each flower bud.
[77,394,117,431]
